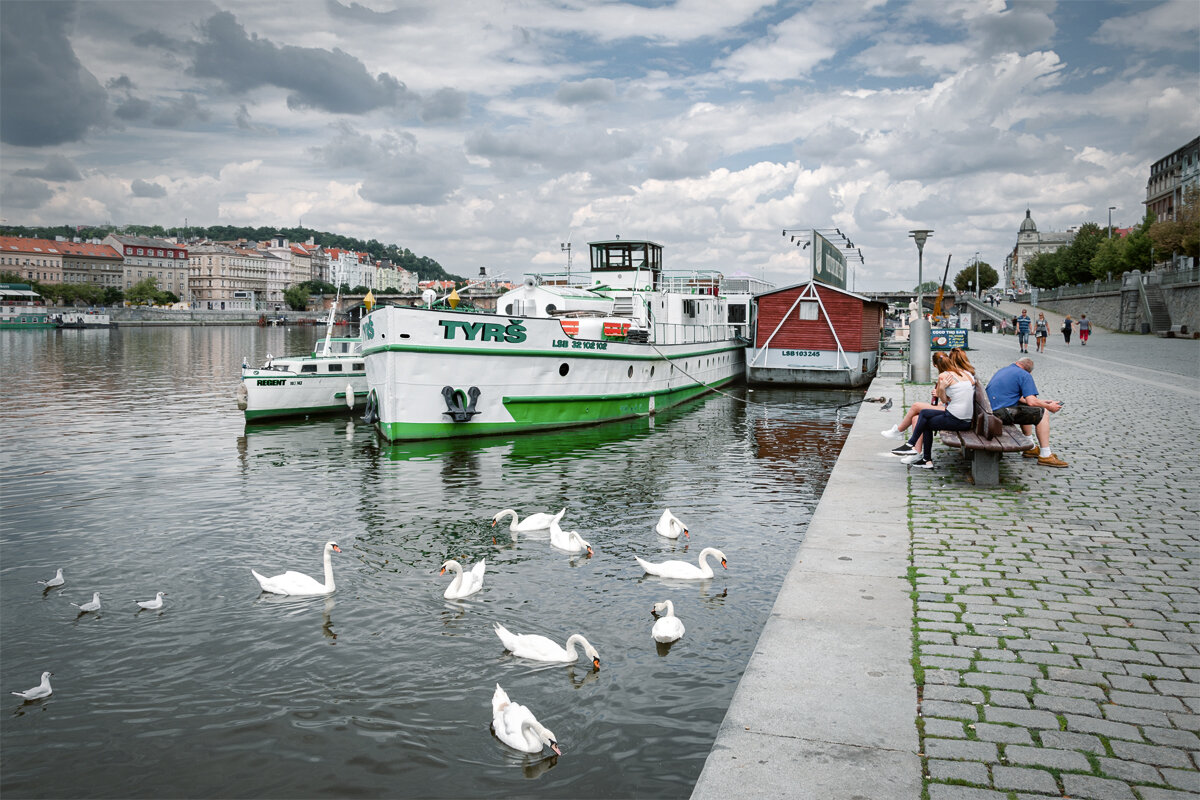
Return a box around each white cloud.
[1093,0,1200,52]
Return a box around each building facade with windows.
[188,243,271,310]
[1146,135,1200,223]
[1004,209,1075,290]
[0,236,65,284]
[56,241,124,288]
[103,234,190,302]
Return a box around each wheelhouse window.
[327,363,343,372]
[301,364,318,373]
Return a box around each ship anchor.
[441,386,481,422]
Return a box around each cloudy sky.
[1,0,1197,289]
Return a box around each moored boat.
[54,311,113,328]
[362,239,759,442]
[1,284,54,329]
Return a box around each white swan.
[492,507,565,532]
[655,509,689,539]
[11,672,53,701]
[491,684,562,756]
[252,540,341,595]
[440,558,486,599]
[636,547,727,580]
[651,600,685,642]
[493,622,601,669]
[549,520,593,556]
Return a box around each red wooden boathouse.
[746,280,887,387]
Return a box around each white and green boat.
[361,239,757,442]
[1,284,54,329]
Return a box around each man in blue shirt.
[986,357,1068,467]
[1015,309,1032,353]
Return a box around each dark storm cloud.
[311,124,461,205]
[1,177,54,209]
[131,179,167,198]
[151,94,211,128]
[325,0,427,25]
[191,11,414,114]
[115,97,152,121]
[15,155,83,182]
[419,89,469,123]
[555,78,616,106]
[0,1,109,146]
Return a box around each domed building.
[1003,209,1075,291]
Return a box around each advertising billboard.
[813,232,847,289]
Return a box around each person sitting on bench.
[881,351,949,456]
[898,348,977,469]
[984,357,1068,468]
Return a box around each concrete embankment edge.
[691,369,920,800]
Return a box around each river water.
[0,325,858,799]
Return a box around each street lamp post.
[1108,206,1116,239]
[974,251,980,298]
[909,229,933,382]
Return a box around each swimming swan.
[492,508,565,532]
[655,509,689,539]
[493,622,601,669]
[440,558,486,599]
[492,684,562,756]
[549,520,593,556]
[651,600,685,642]
[635,547,727,580]
[252,540,341,595]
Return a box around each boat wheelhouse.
[362,239,758,442]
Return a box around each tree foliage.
[952,261,998,292]
[1149,184,1200,263]
[914,280,947,294]
[283,285,310,311]
[126,277,162,305]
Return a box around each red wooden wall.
[754,283,885,351]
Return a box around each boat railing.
[652,322,740,345]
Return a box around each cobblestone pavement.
[906,331,1200,800]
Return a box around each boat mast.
[321,266,342,356]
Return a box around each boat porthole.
[400,333,410,339]
[505,304,513,314]
[627,366,633,378]
[546,304,557,315]
[650,366,655,377]
[559,363,570,376]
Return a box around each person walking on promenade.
[985,357,1068,468]
[1062,314,1074,344]
[1034,312,1048,353]
[1078,314,1091,345]
[1016,309,1032,353]
[898,348,977,469]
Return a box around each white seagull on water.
[136,592,166,610]
[37,569,65,588]
[11,672,53,701]
[71,592,101,612]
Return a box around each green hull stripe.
[361,341,742,361]
[377,377,732,441]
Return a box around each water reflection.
[1,327,856,800]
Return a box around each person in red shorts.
[1078,314,1092,345]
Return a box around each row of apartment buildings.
[0,233,425,310]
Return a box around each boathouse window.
[798,301,819,320]
[301,365,318,373]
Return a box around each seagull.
[135,592,166,610]
[37,569,65,588]
[71,592,101,612]
[11,672,53,701]
[880,398,893,411]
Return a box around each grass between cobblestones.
[902,353,1200,800]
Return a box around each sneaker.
[890,445,917,456]
[881,426,906,440]
[1022,447,1041,458]
[904,456,934,469]
[1038,453,1069,468]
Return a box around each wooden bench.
[938,427,1030,487]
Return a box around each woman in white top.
[900,349,976,469]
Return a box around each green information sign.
[813,232,847,289]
